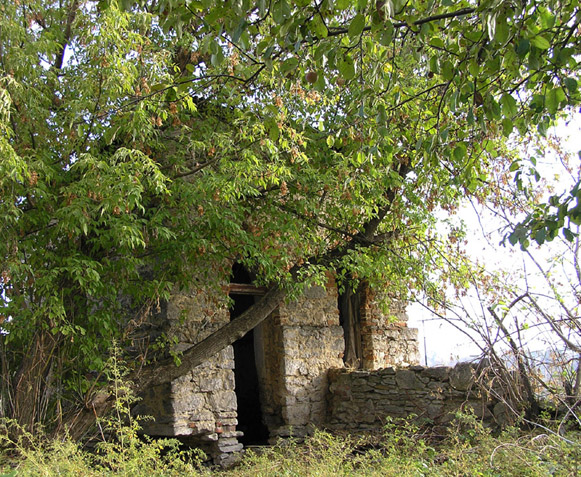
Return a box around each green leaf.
[429,56,439,73]
[564,77,578,93]
[508,230,520,246]
[515,38,530,58]
[545,87,565,115]
[272,0,291,24]
[311,16,328,38]
[441,60,454,81]
[563,228,575,242]
[500,93,517,117]
[338,55,356,80]
[468,60,479,77]
[280,57,299,75]
[453,143,467,161]
[269,123,279,141]
[530,35,550,50]
[495,15,509,44]
[379,22,394,46]
[540,10,556,29]
[502,118,513,137]
[348,13,366,38]
[429,37,445,49]
[210,48,224,66]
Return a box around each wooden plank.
[228,283,268,295]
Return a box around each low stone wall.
[326,363,505,431]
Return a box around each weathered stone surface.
[208,390,237,411]
[326,362,504,432]
[449,362,475,391]
[422,366,449,381]
[139,272,461,465]
[395,369,423,390]
[359,289,420,370]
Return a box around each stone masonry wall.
[136,272,428,462]
[360,288,420,369]
[136,278,348,460]
[135,284,242,465]
[271,282,345,439]
[326,362,505,432]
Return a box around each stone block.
[218,443,244,453]
[303,285,327,299]
[422,366,450,381]
[395,369,424,390]
[199,375,225,392]
[172,392,205,414]
[283,402,311,425]
[450,362,475,391]
[188,409,214,422]
[208,390,237,411]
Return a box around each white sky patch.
[408,115,581,366]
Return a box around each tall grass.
[228,414,580,477]
[0,348,578,476]
[1,413,579,476]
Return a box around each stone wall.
[134,284,242,465]
[135,273,438,463]
[136,278,346,461]
[326,362,504,431]
[272,283,345,438]
[360,288,420,369]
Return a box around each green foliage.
[1,0,580,430]
[0,345,206,476]
[1,410,580,476]
[92,345,206,475]
[231,414,581,477]
[510,177,581,248]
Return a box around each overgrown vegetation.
[2,0,580,435]
[1,411,579,476]
[3,350,578,475]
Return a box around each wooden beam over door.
[228,283,268,296]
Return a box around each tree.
[414,134,581,425]
[1,0,580,433]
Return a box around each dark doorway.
[230,265,270,445]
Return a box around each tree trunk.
[137,287,287,388]
[338,281,362,368]
[66,286,287,439]
[11,330,60,433]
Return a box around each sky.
[407,117,581,366]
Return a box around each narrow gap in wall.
[230,264,270,445]
[338,279,363,369]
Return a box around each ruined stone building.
[133,263,419,463]
[134,263,507,466]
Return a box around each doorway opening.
[230,264,270,445]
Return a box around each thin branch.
[326,7,477,37]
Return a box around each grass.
[1,412,579,476]
[2,350,578,475]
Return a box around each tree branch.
[326,7,476,37]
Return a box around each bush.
[0,344,207,476]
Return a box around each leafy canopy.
[0,0,580,422]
